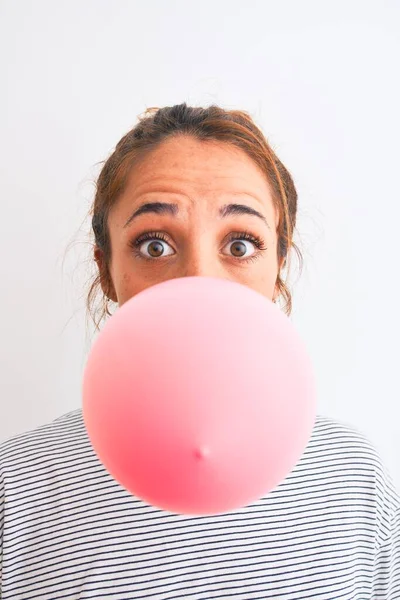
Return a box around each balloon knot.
[194,447,210,460]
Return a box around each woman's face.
[101,135,281,306]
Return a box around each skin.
[95,135,282,306]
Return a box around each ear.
[94,247,118,303]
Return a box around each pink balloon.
[83,277,316,515]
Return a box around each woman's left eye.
[222,237,261,259]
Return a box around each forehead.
[124,135,273,201]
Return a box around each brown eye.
[230,241,247,257]
[138,239,175,259]
[222,239,257,259]
[148,241,164,257]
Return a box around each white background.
[0,0,399,484]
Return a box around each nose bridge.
[183,249,219,278]
[181,228,222,279]
[184,263,218,278]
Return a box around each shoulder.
[0,409,90,471]
[0,409,108,519]
[304,415,400,543]
[308,414,396,481]
[311,413,383,457]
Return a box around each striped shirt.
[0,409,399,599]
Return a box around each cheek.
[117,271,145,306]
[108,243,148,305]
[108,258,140,306]
[115,269,170,307]
[231,255,279,300]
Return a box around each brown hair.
[88,103,302,328]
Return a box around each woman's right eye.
[137,238,175,259]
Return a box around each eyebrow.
[123,201,269,228]
[124,202,178,227]
[220,203,270,228]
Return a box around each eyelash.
[130,230,267,262]
[132,231,169,247]
[225,231,267,251]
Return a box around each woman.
[1,103,399,599]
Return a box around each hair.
[88,103,302,329]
